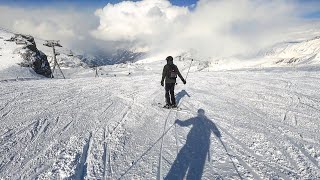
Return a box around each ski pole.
[219,138,243,180]
[185,59,193,81]
[157,109,173,180]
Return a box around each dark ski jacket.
[161,61,184,84]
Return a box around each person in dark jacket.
[161,56,186,108]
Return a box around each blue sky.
[0,0,319,18]
[297,0,320,19]
[0,0,198,8]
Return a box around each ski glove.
[175,119,182,125]
[182,79,186,84]
[161,81,164,86]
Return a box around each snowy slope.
[257,36,320,67]
[0,29,97,80]
[172,36,320,71]
[0,29,147,80]
[1,67,320,179]
[0,31,43,80]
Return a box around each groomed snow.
[1,68,320,179]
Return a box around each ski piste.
[1,68,320,179]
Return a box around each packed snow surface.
[1,68,320,179]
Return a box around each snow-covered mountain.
[210,36,320,71]
[0,30,94,80]
[2,27,320,81]
[77,49,145,67]
[0,30,146,80]
[0,31,52,80]
[253,36,320,67]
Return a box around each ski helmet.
[198,109,205,116]
[166,56,173,61]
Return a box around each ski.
[152,102,184,111]
[170,107,183,111]
[158,103,183,111]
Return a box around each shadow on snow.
[175,89,190,105]
[165,109,221,180]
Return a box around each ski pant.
[165,83,176,105]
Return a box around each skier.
[161,56,186,108]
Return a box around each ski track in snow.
[0,71,320,179]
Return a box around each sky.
[0,0,319,16]
[0,0,320,59]
[0,0,198,9]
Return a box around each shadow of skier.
[175,90,190,105]
[165,109,221,180]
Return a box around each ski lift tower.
[43,40,65,79]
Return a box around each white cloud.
[12,19,75,39]
[91,0,320,58]
[91,0,188,42]
[1,0,320,60]
[0,6,97,50]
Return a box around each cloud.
[91,0,188,44]
[92,0,320,58]
[0,5,98,51]
[1,0,320,61]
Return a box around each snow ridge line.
[102,127,113,180]
[102,141,108,180]
[102,127,107,180]
[75,132,92,180]
[1,108,13,118]
[83,99,115,180]
[1,120,39,146]
[105,103,132,140]
[100,101,114,116]
[0,92,22,115]
[30,118,49,143]
[102,101,134,179]
[0,77,42,83]
[286,137,320,170]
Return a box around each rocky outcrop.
[12,34,52,77]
